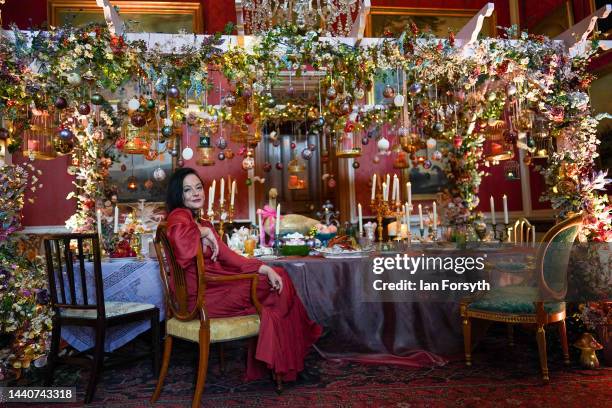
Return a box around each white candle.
[211,179,216,205]
[371,174,376,200]
[230,180,236,206]
[433,201,437,230]
[532,227,536,247]
[407,182,412,206]
[275,204,281,237]
[490,196,496,224]
[391,175,397,203]
[207,186,213,212]
[258,210,264,246]
[96,209,102,238]
[394,175,400,203]
[418,204,423,230]
[219,178,225,205]
[385,174,390,196]
[358,203,363,237]
[503,194,509,224]
[406,202,411,232]
[113,206,119,234]
[382,182,388,201]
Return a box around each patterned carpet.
[13,327,612,407]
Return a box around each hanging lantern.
[121,122,153,155]
[393,148,409,169]
[22,110,56,160]
[287,158,307,190]
[197,147,215,166]
[336,132,361,158]
[503,160,520,180]
[126,176,138,191]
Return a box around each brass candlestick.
[370,192,390,242]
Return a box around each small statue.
[574,333,603,368]
[268,188,278,209]
[316,200,340,226]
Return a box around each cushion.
[166,314,260,343]
[60,301,156,319]
[468,286,565,314]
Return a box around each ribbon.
[257,205,281,246]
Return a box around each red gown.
[166,208,321,381]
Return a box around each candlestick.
[418,204,423,230]
[371,174,376,200]
[219,177,225,205]
[358,203,363,237]
[370,192,390,243]
[503,194,509,224]
[113,206,119,234]
[96,209,102,238]
[490,196,496,225]
[230,180,236,206]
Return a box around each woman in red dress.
[165,168,321,382]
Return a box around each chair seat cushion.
[468,286,565,314]
[166,314,260,343]
[60,301,156,319]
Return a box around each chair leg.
[507,324,515,347]
[151,335,173,403]
[192,329,210,408]
[44,318,61,386]
[151,311,161,376]
[85,327,105,403]
[558,319,570,365]
[536,324,549,382]
[218,343,226,375]
[463,317,472,366]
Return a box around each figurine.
[574,333,603,368]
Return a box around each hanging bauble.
[218,151,225,160]
[145,150,158,161]
[383,85,395,98]
[409,83,422,96]
[146,99,156,109]
[393,94,405,107]
[287,86,295,96]
[432,150,443,161]
[327,178,336,189]
[66,72,81,86]
[161,126,173,138]
[153,167,166,181]
[434,122,444,133]
[453,135,463,148]
[317,116,325,126]
[341,103,352,115]
[216,136,227,150]
[272,138,281,147]
[245,178,253,186]
[177,158,185,167]
[377,137,390,153]
[426,138,437,150]
[326,87,337,100]
[182,147,194,160]
[127,98,140,111]
[115,137,126,150]
[361,136,369,145]
[506,83,517,96]
[91,93,104,105]
[242,87,253,98]
[159,109,167,118]
[275,162,283,170]
[144,179,154,190]
[242,155,255,170]
[225,149,234,159]
[224,94,236,107]
[290,142,296,149]
[527,136,536,148]
[308,143,317,151]
[120,164,127,172]
[266,96,276,108]
[77,103,91,115]
[352,161,360,169]
[167,85,180,98]
[423,159,432,169]
[301,148,313,160]
[54,97,68,109]
[344,121,355,133]
[130,113,147,128]
[263,162,272,172]
[58,128,74,139]
[243,112,254,125]
[54,138,74,155]
[170,146,179,157]
[354,88,365,100]
[487,92,497,101]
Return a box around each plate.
[316,248,372,258]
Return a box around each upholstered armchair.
[461,213,584,381]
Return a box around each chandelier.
[242,0,360,36]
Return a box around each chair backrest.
[513,217,535,247]
[154,222,206,321]
[536,213,584,301]
[43,233,105,317]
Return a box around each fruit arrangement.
[327,235,358,250]
[110,239,136,258]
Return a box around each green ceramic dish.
[280,245,310,256]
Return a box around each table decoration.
[280,232,310,256]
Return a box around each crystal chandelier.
[242,0,360,36]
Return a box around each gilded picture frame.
[366,6,496,38]
[48,1,204,33]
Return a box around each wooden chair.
[151,222,266,408]
[513,217,536,247]
[43,233,160,403]
[460,213,583,382]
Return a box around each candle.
[418,204,423,230]
[275,204,281,238]
[433,201,437,230]
[407,182,412,206]
[211,179,216,205]
[258,210,264,247]
[400,223,408,239]
[371,174,376,200]
[219,178,225,205]
[503,194,509,224]
[207,186,213,212]
[386,174,390,197]
[382,182,388,201]
[230,180,236,206]
[96,209,102,238]
[391,175,397,203]
[358,203,363,237]
[490,196,496,224]
[394,175,400,203]
[113,206,119,234]
[532,227,536,247]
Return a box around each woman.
[165,167,321,382]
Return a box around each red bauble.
[243,112,254,125]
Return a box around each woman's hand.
[198,225,219,261]
[258,264,283,293]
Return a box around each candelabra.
[491,223,510,242]
[370,192,390,243]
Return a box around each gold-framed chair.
[513,217,536,247]
[460,213,583,382]
[150,222,264,408]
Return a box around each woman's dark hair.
[166,167,202,214]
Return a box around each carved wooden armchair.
[461,213,583,381]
